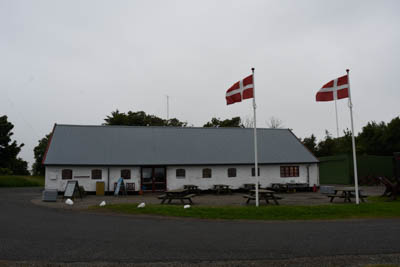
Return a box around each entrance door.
[141,167,166,192]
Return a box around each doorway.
[141,167,167,192]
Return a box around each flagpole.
[347,69,360,204]
[334,99,339,138]
[252,67,259,207]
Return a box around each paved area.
[1,253,400,267]
[1,187,400,266]
[32,185,385,210]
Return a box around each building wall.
[167,164,319,190]
[45,163,319,192]
[45,166,140,192]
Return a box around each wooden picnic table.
[242,183,261,191]
[183,184,199,194]
[213,184,232,194]
[158,189,196,204]
[327,187,368,203]
[243,189,282,205]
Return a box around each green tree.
[104,110,187,127]
[32,133,51,176]
[316,130,337,157]
[203,117,243,127]
[383,116,400,154]
[335,129,353,154]
[0,115,29,175]
[301,134,318,155]
[357,121,387,155]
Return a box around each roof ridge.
[55,124,290,131]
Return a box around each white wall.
[45,166,140,192]
[45,163,319,192]
[167,163,319,190]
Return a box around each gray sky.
[1,0,399,168]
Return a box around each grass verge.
[94,197,400,221]
[0,175,44,187]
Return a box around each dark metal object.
[42,189,58,202]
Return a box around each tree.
[0,115,29,175]
[316,130,337,157]
[32,133,51,176]
[266,116,284,129]
[356,117,400,156]
[203,117,243,127]
[357,121,387,155]
[301,134,317,155]
[382,117,400,154]
[104,110,187,127]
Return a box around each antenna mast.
[166,95,169,120]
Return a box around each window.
[227,168,236,178]
[202,168,212,178]
[280,166,300,177]
[62,169,72,180]
[121,169,131,179]
[251,168,260,177]
[91,169,102,180]
[176,169,186,178]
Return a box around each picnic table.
[243,189,282,205]
[271,183,309,192]
[184,184,199,194]
[213,184,232,194]
[327,187,368,203]
[242,183,261,191]
[158,189,196,204]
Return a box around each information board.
[64,181,81,198]
[114,177,126,196]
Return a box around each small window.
[176,169,186,178]
[202,168,212,178]
[280,166,299,177]
[62,169,72,180]
[121,169,131,179]
[91,169,102,180]
[251,168,260,177]
[227,168,236,178]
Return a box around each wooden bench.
[328,194,368,203]
[243,194,282,205]
[158,193,196,204]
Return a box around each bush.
[0,176,44,187]
[0,168,13,175]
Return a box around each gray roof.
[43,124,318,166]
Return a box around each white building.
[43,124,319,193]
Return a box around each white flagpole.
[334,99,339,138]
[347,69,360,204]
[252,67,259,207]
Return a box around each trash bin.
[96,181,105,196]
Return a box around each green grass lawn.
[95,196,400,221]
[0,175,44,187]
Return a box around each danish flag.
[226,74,254,105]
[316,75,349,102]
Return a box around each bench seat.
[159,193,196,204]
[327,194,368,202]
[243,194,281,205]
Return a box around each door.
[141,167,166,192]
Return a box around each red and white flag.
[226,74,254,105]
[316,75,349,102]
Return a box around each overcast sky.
[1,0,399,167]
